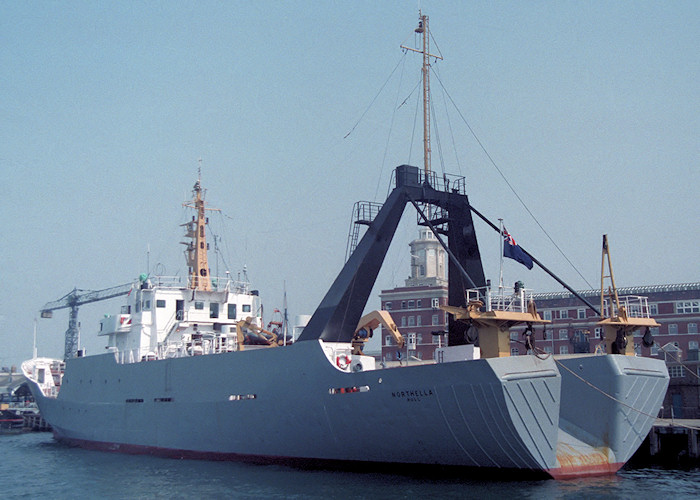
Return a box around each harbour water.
[2,433,699,499]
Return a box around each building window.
[385,335,392,346]
[416,315,422,326]
[668,324,678,335]
[195,301,204,310]
[408,300,415,309]
[543,346,553,354]
[649,303,658,315]
[432,314,439,326]
[416,300,422,308]
[650,326,659,335]
[417,333,423,344]
[560,345,569,354]
[210,303,219,318]
[688,323,698,334]
[511,348,519,356]
[669,365,684,378]
[560,310,568,319]
[676,301,700,314]
[156,300,166,308]
[401,301,407,309]
[594,327,602,339]
[408,316,416,327]
[559,329,568,340]
[688,340,699,351]
[544,329,553,340]
[578,309,586,319]
[401,317,406,327]
[510,331,518,341]
[432,298,440,309]
[385,302,392,310]
[228,304,237,319]
[543,310,552,321]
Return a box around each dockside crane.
[40,282,134,360]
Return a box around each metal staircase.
[345,201,383,262]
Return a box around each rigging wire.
[343,54,406,140]
[431,69,595,290]
[374,54,409,202]
[430,93,446,177]
[435,65,463,176]
[408,83,421,166]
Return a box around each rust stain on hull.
[549,443,622,479]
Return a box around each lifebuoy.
[336,355,351,370]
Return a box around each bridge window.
[156,300,166,308]
[228,304,237,319]
[210,303,219,319]
[194,301,204,310]
[242,304,251,313]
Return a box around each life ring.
[336,355,351,370]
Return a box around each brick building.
[379,228,449,362]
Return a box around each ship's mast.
[402,11,442,177]
[183,168,220,291]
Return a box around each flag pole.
[498,218,504,291]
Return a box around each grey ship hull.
[31,340,562,474]
[27,341,669,478]
[552,354,668,478]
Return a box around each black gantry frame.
[298,165,486,347]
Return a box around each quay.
[632,419,700,465]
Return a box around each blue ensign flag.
[503,228,534,270]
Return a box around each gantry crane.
[40,282,134,360]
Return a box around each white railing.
[144,275,249,293]
[466,286,534,313]
[603,295,652,319]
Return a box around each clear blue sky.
[1,1,698,368]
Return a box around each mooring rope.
[550,355,700,432]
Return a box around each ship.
[22,12,668,479]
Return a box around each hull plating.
[30,341,560,472]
